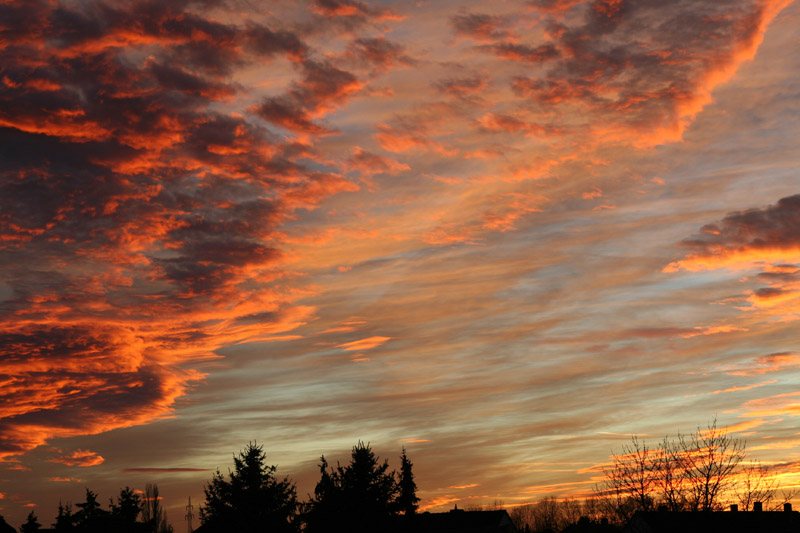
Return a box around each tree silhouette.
[595,419,750,521]
[200,442,298,533]
[74,489,109,532]
[397,447,419,515]
[0,515,15,533]
[599,436,657,522]
[110,486,141,523]
[304,455,340,533]
[53,502,75,532]
[109,486,146,532]
[679,419,744,511]
[304,441,399,533]
[141,484,172,533]
[20,511,42,533]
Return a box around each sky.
[1,0,799,527]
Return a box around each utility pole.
[185,496,194,533]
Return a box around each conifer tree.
[200,442,298,533]
[304,442,399,533]
[110,486,142,525]
[20,511,42,533]
[397,447,420,515]
[53,502,75,532]
[74,489,109,531]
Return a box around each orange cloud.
[312,0,402,21]
[419,495,460,513]
[336,336,392,351]
[679,325,748,338]
[346,147,410,178]
[712,380,776,394]
[719,419,769,434]
[122,467,210,473]
[0,0,361,462]
[665,195,800,273]
[741,392,800,418]
[49,450,105,467]
[509,0,794,148]
[727,353,800,376]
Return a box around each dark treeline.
[200,441,419,532]
[1,441,418,533]
[2,423,794,533]
[503,420,797,533]
[2,483,172,533]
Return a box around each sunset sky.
[1,0,800,527]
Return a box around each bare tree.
[654,436,688,511]
[559,498,583,526]
[533,497,563,532]
[509,497,600,533]
[735,461,777,511]
[615,437,658,512]
[509,503,535,531]
[595,436,658,522]
[581,497,604,522]
[595,419,751,519]
[678,419,745,511]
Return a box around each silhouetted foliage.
[142,484,172,533]
[200,442,298,533]
[304,441,399,533]
[108,486,148,532]
[594,419,760,523]
[74,489,110,532]
[397,447,420,515]
[48,487,159,533]
[0,515,15,533]
[53,502,75,532]
[509,498,610,533]
[20,511,42,533]
[110,486,142,524]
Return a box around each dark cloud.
[242,22,309,61]
[483,42,560,64]
[122,467,210,472]
[434,75,489,97]
[254,96,333,135]
[0,0,355,460]
[527,0,584,15]
[148,61,237,100]
[450,12,513,41]
[506,0,776,144]
[345,147,409,178]
[346,37,414,71]
[682,194,800,254]
[253,59,363,134]
[312,0,399,20]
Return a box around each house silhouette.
[623,503,800,533]
[193,506,516,533]
[393,506,516,533]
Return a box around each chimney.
[753,502,763,512]
[785,503,793,512]
[730,504,738,512]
